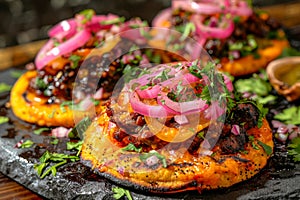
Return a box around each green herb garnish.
[34,151,80,179]
[180,22,195,41]
[274,106,300,125]
[69,54,81,69]
[0,116,9,125]
[257,140,272,156]
[287,137,300,162]
[35,78,47,90]
[60,101,78,112]
[79,9,95,24]
[68,117,92,139]
[67,140,83,156]
[101,17,125,25]
[20,140,34,148]
[197,131,205,139]
[234,71,277,105]
[249,135,260,150]
[51,138,59,145]
[140,150,167,168]
[112,187,133,200]
[33,128,50,135]
[0,83,12,93]
[122,143,142,153]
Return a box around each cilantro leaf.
[0,116,9,125]
[112,187,133,200]
[257,140,273,156]
[122,143,142,153]
[140,150,167,168]
[68,117,91,139]
[34,151,80,179]
[69,55,82,69]
[101,16,125,25]
[67,141,83,156]
[274,106,300,125]
[78,9,95,24]
[287,137,300,162]
[20,140,34,148]
[234,71,276,104]
[0,83,12,93]
[33,128,50,135]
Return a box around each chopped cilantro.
[249,135,260,150]
[140,85,150,90]
[34,151,79,179]
[69,54,81,69]
[122,65,149,83]
[33,128,50,135]
[68,117,92,139]
[79,9,95,24]
[35,77,47,90]
[0,83,12,93]
[140,150,167,168]
[197,131,205,139]
[274,106,300,125]
[0,116,9,125]
[257,140,272,156]
[180,22,195,41]
[188,63,202,79]
[60,101,78,112]
[287,137,300,162]
[51,138,59,145]
[67,140,83,156]
[101,17,125,25]
[122,143,142,153]
[20,140,34,148]
[234,71,276,104]
[155,69,170,82]
[112,187,133,200]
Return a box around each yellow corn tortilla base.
[219,39,289,76]
[10,71,99,127]
[81,107,273,193]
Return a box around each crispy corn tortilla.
[81,106,273,193]
[10,71,99,127]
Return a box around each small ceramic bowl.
[267,56,300,102]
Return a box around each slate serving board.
[0,66,300,200]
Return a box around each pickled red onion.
[172,0,223,15]
[35,29,91,70]
[136,85,160,99]
[48,19,77,39]
[129,92,171,118]
[158,90,208,114]
[192,15,235,39]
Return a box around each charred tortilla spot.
[219,132,247,154]
[230,103,259,130]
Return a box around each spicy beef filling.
[106,102,260,155]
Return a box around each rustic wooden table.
[0,173,42,200]
[0,1,299,200]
